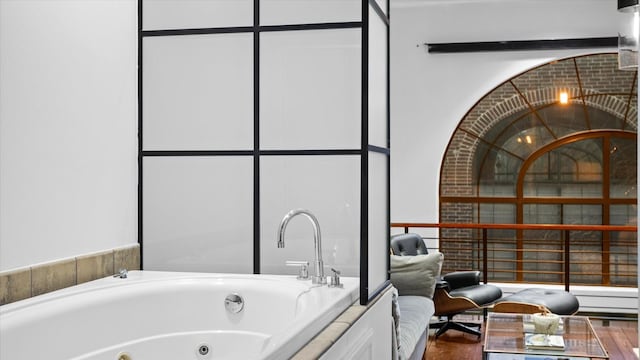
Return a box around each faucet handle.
[286,261,310,280]
[329,268,343,288]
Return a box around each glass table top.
[484,313,609,359]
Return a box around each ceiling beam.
[426,37,618,53]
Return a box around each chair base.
[431,316,482,339]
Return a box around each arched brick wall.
[439,53,637,273]
[442,53,637,201]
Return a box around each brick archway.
[439,53,638,275]
[441,53,637,202]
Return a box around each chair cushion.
[448,283,503,306]
[442,271,481,289]
[495,288,579,315]
[390,252,443,298]
[397,295,434,360]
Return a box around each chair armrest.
[442,271,481,289]
[435,279,450,291]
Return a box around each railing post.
[564,229,570,292]
[483,228,488,284]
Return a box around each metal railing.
[391,222,638,291]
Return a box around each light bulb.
[559,92,569,105]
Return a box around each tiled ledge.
[291,284,393,359]
[0,244,140,306]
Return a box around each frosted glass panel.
[260,0,360,26]
[142,0,252,30]
[260,29,361,150]
[368,151,388,297]
[260,156,360,278]
[143,34,253,151]
[143,156,253,273]
[368,6,388,148]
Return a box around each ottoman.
[492,288,580,315]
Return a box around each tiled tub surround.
[0,271,360,360]
[0,244,139,305]
[292,284,392,359]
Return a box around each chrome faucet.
[278,209,326,285]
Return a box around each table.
[483,313,609,360]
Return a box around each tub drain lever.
[224,293,244,314]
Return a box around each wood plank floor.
[425,316,638,360]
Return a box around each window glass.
[610,137,637,199]
[523,138,603,198]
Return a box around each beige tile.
[334,305,366,325]
[313,322,350,343]
[114,245,140,272]
[291,321,352,359]
[31,259,77,297]
[0,268,32,305]
[77,250,114,284]
[290,338,333,360]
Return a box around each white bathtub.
[0,271,359,360]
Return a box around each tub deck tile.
[291,338,334,360]
[334,304,366,325]
[31,258,76,297]
[77,250,115,284]
[0,268,32,305]
[114,245,140,272]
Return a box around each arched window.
[440,53,637,286]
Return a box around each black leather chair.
[390,233,503,339]
[493,288,579,315]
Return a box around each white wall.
[0,0,138,271]
[390,0,622,223]
[0,0,626,273]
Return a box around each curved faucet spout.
[277,209,326,285]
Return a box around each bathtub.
[0,271,359,360]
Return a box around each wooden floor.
[426,315,638,360]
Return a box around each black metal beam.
[427,37,618,54]
[618,0,639,11]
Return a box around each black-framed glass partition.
[139,0,390,304]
